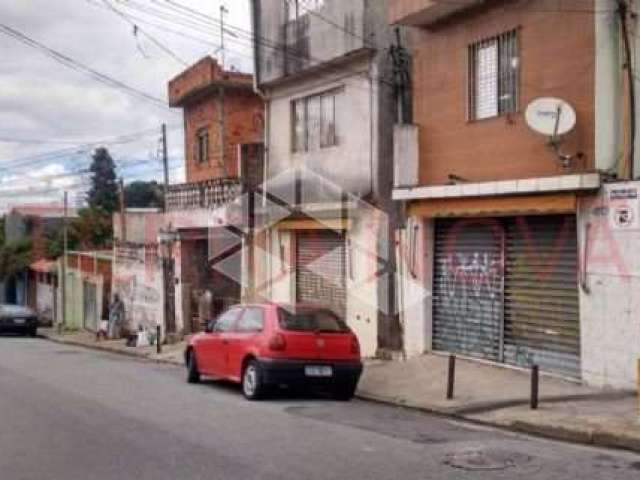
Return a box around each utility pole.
[59,191,68,334]
[161,123,169,211]
[220,4,228,68]
[119,178,126,242]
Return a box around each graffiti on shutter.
[432,219,504,361]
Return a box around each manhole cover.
[444,449,532,471]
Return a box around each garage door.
[504,215,580,376]
[432,219,504,361]
[296,231,346,318]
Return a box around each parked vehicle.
[0,304,38,337]
[185,303,363,400]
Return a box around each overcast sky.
[0,0,253,212]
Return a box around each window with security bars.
[468,30,519,120]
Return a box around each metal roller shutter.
[504,215,580,377]
[433,219,504,361]
[296,231,346,318]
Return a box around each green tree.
[125,180,164,209]
[87,147,119,214]
[0,239,32,280]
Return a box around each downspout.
[618,0,636,179]
[250,0,272,299]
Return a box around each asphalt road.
[1,337,639,480]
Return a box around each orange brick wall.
[411,0,595,186]
[183,89,264,183]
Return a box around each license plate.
[13,318,25,325]
[304,366,333,377]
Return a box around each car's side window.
[212,308,241,333]
[235,308,264,333]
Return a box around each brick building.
[392,0,640,386]
[168,56,264,183]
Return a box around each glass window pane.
[321,93,336,147]
[306,95,321,151]
[213,308,240,332]
[474,41,498,120]
[293,99,306,152]
[237,308,264,332]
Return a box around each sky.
[0,0,253,212]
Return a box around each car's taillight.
[268,333,287,351]
[350,335,360,355]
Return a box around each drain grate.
[444,449,533,471]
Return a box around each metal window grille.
[469,30,519,120]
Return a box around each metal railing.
[165,178,242,211]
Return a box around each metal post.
[156,324,162,354]
[531,365,539,410]
[161,123,169,212]
[637,359,640,420]
[446,354,456,400]
[59,191,68,334]
[119,178,126,242]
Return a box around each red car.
[184,303,363,400]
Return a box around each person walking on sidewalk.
[108,294,125,339]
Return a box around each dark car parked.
[0,305,38,336]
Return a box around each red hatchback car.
[184,303,363,400]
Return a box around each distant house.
[3,203,77,305]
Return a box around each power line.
[0,22,170,109]
[99,0,190,67]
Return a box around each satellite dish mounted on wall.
[525,97,579,168]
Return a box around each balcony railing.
[166,178,242,211]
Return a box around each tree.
[0,239,32,281]
[125,180,164,209]
[87,147,119,214]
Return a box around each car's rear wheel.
[27,327,37,337]
[242,360,265,400]
[187,350,201,384]
[332,380,358,401]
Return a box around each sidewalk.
[358,353,640,453]
[39,328,186,366]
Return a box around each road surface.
[0,337,639,479]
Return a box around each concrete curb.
[40,334,184,367]
[356,390,640,455]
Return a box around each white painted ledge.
[392,173,601,201]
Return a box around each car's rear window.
[278,308,350,333]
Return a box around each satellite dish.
[525,97,576,137]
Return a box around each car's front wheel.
[186,350,201,384]
[242,359,265,400]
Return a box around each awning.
[276,218,351,230]
[407,193,577,218]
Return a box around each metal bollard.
[446,355,456,400]
[530,365,539,410]
[637,359,640,420]
[156,325,162,355]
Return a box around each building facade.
[252,0,401,357]
[393,0,640,388]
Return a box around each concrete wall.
[396,217,434,357]
[578,180,640,389]
[112,244,166,337]
[256,0,367,83]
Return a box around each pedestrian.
[108,294,125,339]
[96,317,108,341]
